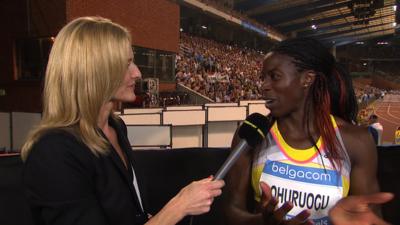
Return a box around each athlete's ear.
[301,70,316,88]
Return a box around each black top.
[23,118,149,225]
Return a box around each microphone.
[214,113,270,180]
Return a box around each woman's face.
[113,50,142,102]
[261,52,309,117]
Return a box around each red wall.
[66,0,179,52]
[0,0,179,112]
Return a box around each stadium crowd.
[176,33,264,102]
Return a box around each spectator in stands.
[368,123,379,145]
[395,126,400,145]
[368,114,383,145]
[20,17,224,225]
[223,38,391,225]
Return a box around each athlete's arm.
[337,119,381,208]
[222,131,264,225]
[223,132,312,225]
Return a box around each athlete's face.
[260,52,311,117]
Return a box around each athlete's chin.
[268,110,283,118]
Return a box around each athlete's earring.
[302,71,316,88]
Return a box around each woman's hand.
[329,192,394,225]
[146,176,224,225]
[260,182,313,225]
[175,176,225,216]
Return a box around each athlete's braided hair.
[270,38,357,168]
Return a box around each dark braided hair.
[269,37,357,169]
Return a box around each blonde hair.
[21,17,131,161]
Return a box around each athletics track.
[372,94,400,144]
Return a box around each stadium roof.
[233,0,399,46]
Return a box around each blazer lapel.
[125,148,149,212]
[108,118,146,213]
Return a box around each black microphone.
[214,113,271,180]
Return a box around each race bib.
[260,160,344,225]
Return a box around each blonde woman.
[21,17,224,225]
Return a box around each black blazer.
[23,118,149,225]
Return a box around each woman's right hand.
[146,176,224,225]
[260,182,313,225]
[175,176,225,216]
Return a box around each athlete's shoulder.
[333,116,376,162]
[333,116,367,137]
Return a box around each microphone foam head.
[238,113,270,147]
